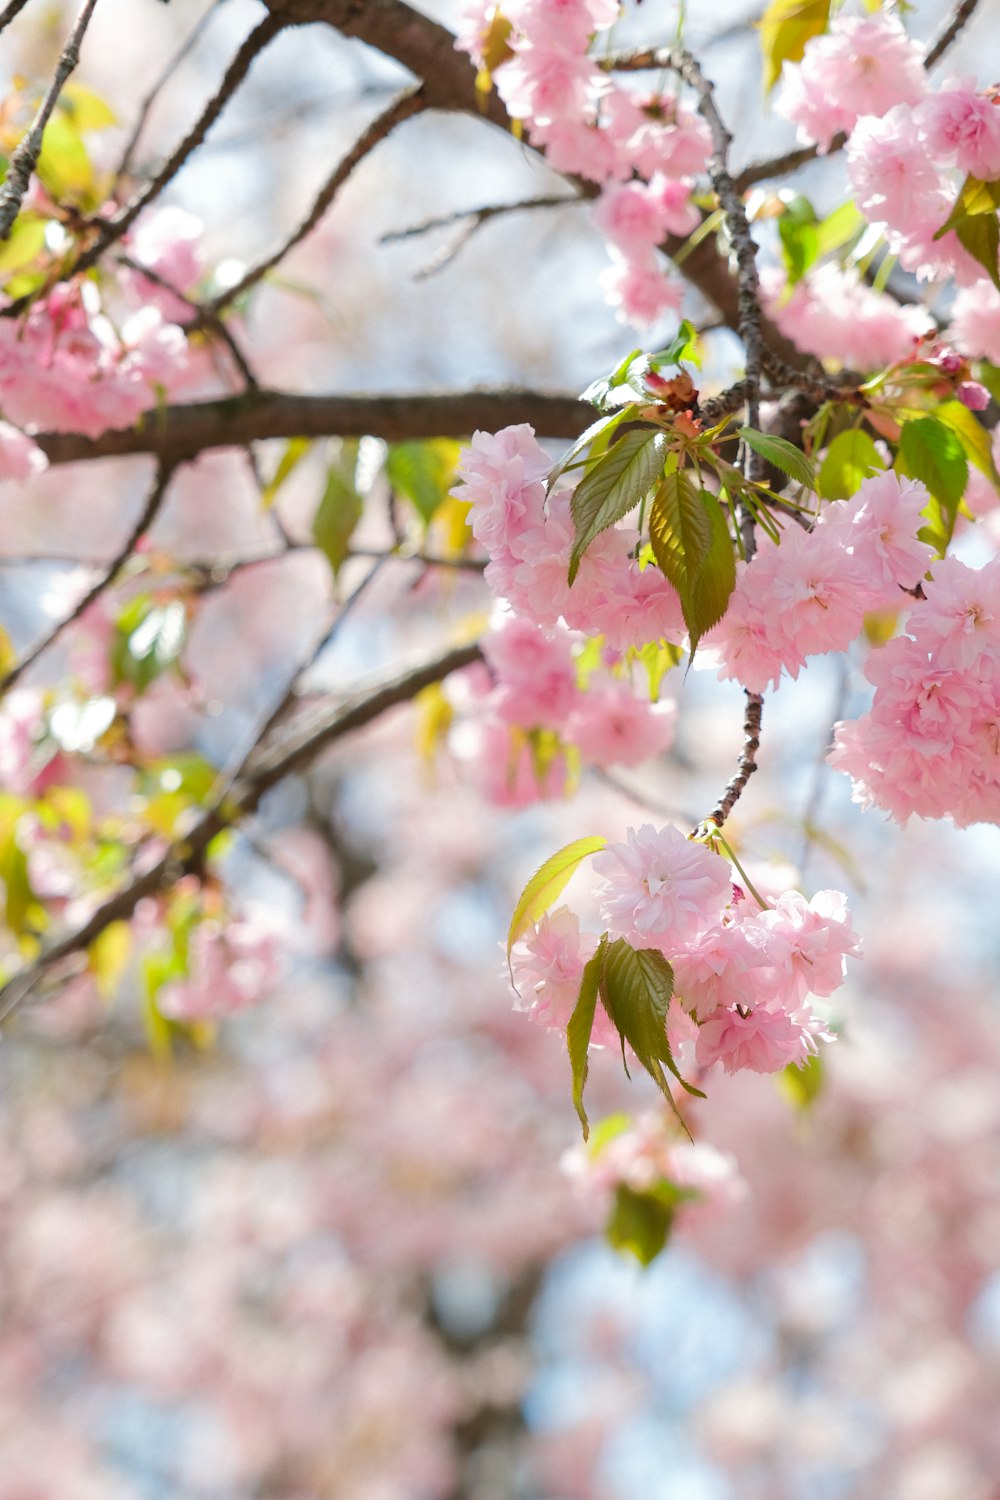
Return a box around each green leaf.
[507,835,607,961]
[758,0,831,92]
[933,175,1000,292]
[567,934,608,1139]
[581,348,641,408]
[0,214,46,278]
[61,82,117,131]
[598,938,704,1117]
[813,199,865,261]
[817,428,884,499]
[629,639,685,701]
[935,398,1000,486]
[548,408,632,490]
[606,1182,675,1266]
[89,921,131,1003]
[569,430,667,584]
[262,437,312,509]
[778,194,819,285]
[312,455,363,578]
[739,426,817,490]
[386,438,462,525]
[35,110,93,201]
[648,474,736,652]
[777,1051,825,1110]
[897,416,968,549]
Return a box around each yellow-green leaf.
[507,835,607,961]
[758,0,831,92]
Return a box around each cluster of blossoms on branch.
[512,824,860,1081]
[456,0,711,325]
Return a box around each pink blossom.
[916,78,1000,181]
[599,248,683,329]
[593,823,733,949]
[755,889,862,1003]
[482,615,579,729]
[453,424,550,561]
[762,262,933,371]
[566,678,676,768]
[695,1000,830,1075]
[776,14,927,150]
[818,469,935,594]
[948,280,1000,362]
[510,906,609,1034]
[847,107,951,239]
[0,421,47,481]
[158,912,282,1021]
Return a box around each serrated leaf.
[569,430,667,584]
[648,474,736,651]
[598,938,704,1119]
[312,461,363,578]
[548,408,631,490]
[897,416,968,548]
[739,426,817,489]
[386,438,462,524]
[758,0,831,92]
[507,836,607,961]
[567,934,608,1139]
[817,428,884,499]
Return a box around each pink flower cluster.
[456,0,711,325]
[711,470,935,693]
[513,823,859,1077]
[762,263,933,372]
[776,14,928,152]
[564,1111,748,1225]
[0,204,206,440]
[846,89,1000,287]
[449,613,676,807]
[159,909,282,1021]
[453,424,686,652]
[830,555,1000,826]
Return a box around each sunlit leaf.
[817,428,884,499]
[386,438,462,524]
[739,426,817,490]
[648,473,736,652]
[567,934,608,1139]
[507,835,607,961]
[569,430,667,584]
[758,0,831,92]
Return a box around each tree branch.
[209,85,428,312]
[35,389,597,467]
[0,0,100,240]
[0,459,176,696]
[0,639,483,1020]
[695,690,764,839]
[926,0,982,68]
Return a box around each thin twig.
[116,0,226,181]
[0,460,176,696]
[382,194,577,244]
[208,86,427,313]
[116,252,258,389]
[926,0,981,68]
[0,639,483,1022]
[695,691,764,840]
[5,9,284,306]
[0,0,34,39]
[0,0,100,240]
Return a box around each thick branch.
[35,389,597,466]
[0,640,483,1020]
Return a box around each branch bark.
[35,389,597,466]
